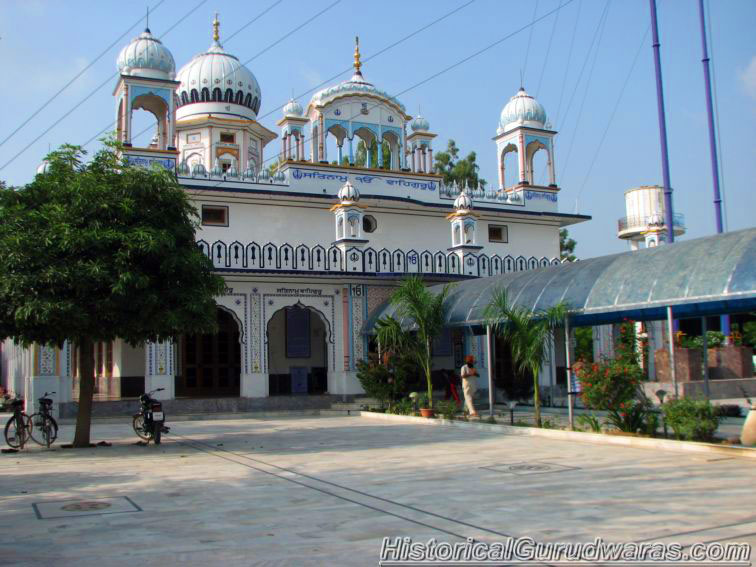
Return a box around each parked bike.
[4,397,31,449]
[29,392,58,448]
[133,388,168,444]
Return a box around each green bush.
[356,359,407,408]
[387,398,414,416]
[435,399,459,420]
[576,413,602,433]
[662,398,722,442]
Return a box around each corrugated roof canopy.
[365,228,756,331]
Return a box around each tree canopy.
[433,140,487,190]
[560,228,577,261]
[0,141,226,445]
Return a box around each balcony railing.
[617,213,685,233]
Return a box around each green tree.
[485,289,568,427]
[433,139,487,189]
[375,276,453,409]
[560,229,577,261]
[354,140,391,169]
[0,142,226,447]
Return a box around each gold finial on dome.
[213,13,220,43]
[353,36,362,75]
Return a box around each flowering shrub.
[576,357,649,433]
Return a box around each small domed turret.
[116,29,176,80]
[410,114,430,132]
[282,98,304,117]
[454,190,473,211]
[499,87,547,131]
[36,160,51,175]
[338,180,359,203]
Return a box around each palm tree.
[375,276,453,409]
[484,288,568,427]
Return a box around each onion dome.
[499,87,547,131]
[410,114,430,132]
[282,98,304,117]
[191,163,207,177]
[175,15,262,120]
[226,165,239,178]
[210,160,223,178]
[258,169,271,182]
[177,160,190,175]
[454,190,473,211]
[338,180,360,203]
[273,170,286,183]
[36,160,51,175]
[243,165,256,180]
[116,28,176,80]
[309,37,406,114]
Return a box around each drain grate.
[33,496,142,519]
[480,461,580,476]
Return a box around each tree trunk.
[532,365,541,428]
[426,339,433,408]
[73,337,95,448]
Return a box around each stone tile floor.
[0,415,754,566]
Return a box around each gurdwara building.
[2,17,589,415]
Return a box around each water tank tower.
[617,185,685,250]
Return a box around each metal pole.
[486,324,495,418]
[649,0,675,243]
[565,318,574,431]
[702,316,710,399]
[697,0,723,234]
[667,306,678,398]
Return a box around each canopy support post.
[565,318,574,431]
[702,316,710,399]
[486,324,495,418]
[667,306,678,399]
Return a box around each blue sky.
[1,0,754,258]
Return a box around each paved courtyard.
[0,415,754,566]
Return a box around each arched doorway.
[267,304,328,395]
[177,308,241,397]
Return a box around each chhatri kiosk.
[2,17,589,416]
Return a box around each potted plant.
[417,393,434,418]
[375,276,453,414]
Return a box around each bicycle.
[4,398,31,449]
[29,392,58,448]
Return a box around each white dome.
[175,17,261,120]
[282,98,304,117]
[411,115,430,132]
[36,160,51,175]
[454,190,473,211]
[499,88,547,131]
[116,29,175,80]
[338,180,359,203]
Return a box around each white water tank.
[617,185,685,249]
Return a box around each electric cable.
[535,0,563,98]
[0,0,166,148]
[120,0,343,148]
[552,0,582,129]
[558,0,611,182]
[188,0,576,199]
[573,25,650,206]
[82,0,285,150]
[128,1,475,160]
[0,0,209,171]
[522,0,541,87]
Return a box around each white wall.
[194,198,561,261]
[114,340,145,378]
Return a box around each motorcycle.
[133,388,169,444]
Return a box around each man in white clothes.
[460,355,479,417]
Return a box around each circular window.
[363,215,377,233]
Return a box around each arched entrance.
[177,308,241,397]
[267,304,328,395]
